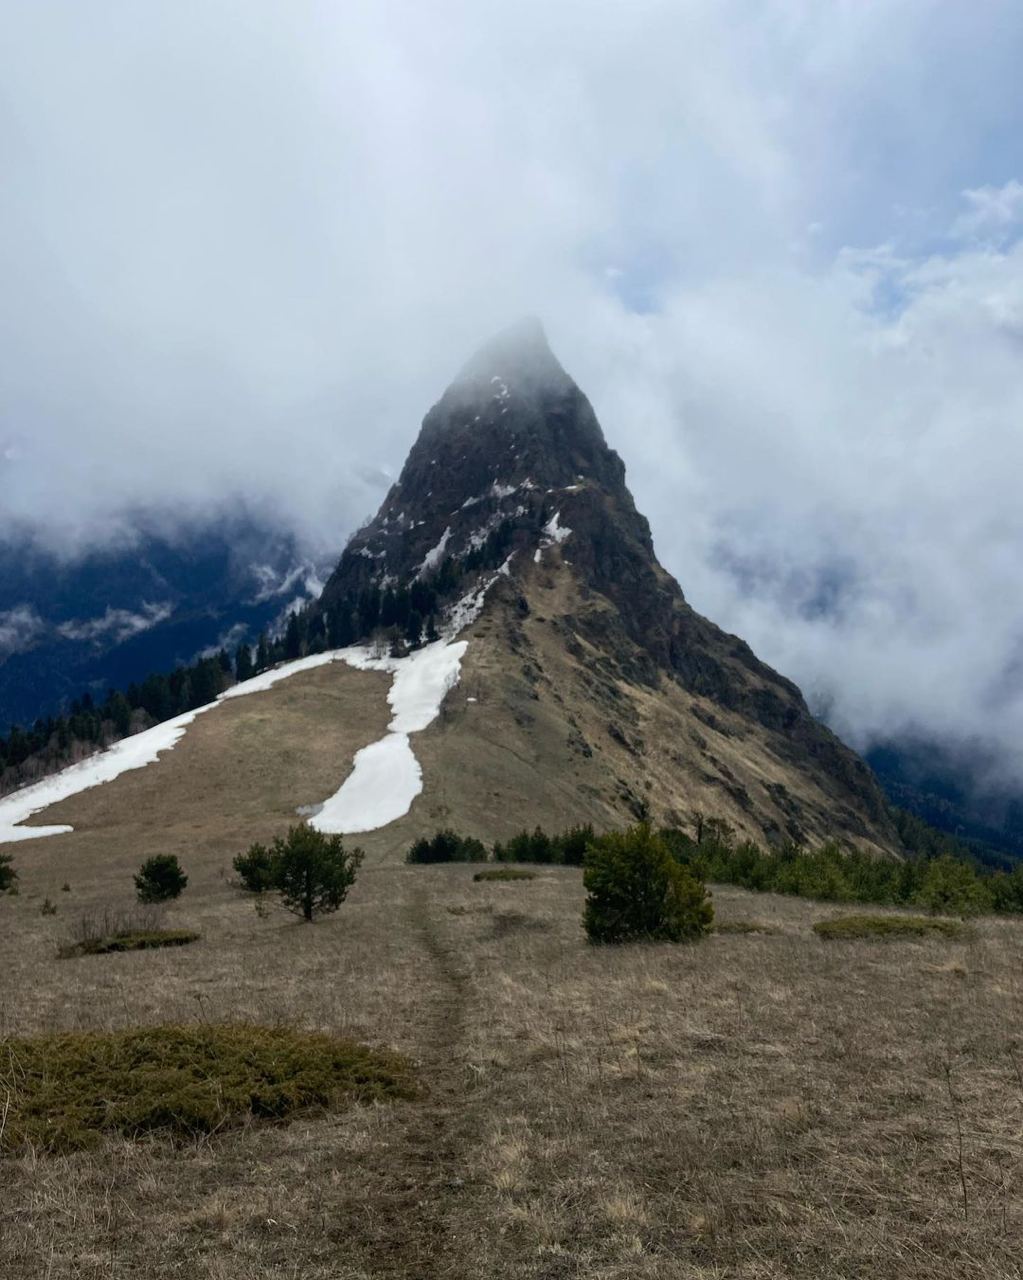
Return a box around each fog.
[2,1,1023,772]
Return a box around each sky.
[2,1,1023,775]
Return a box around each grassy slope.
[3,545,897,869]
[3,853,1022,1279]
[6,661,392,875]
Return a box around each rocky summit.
[319,320,898,855]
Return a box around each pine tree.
[334,607,356,648]
[255,632,271,673]
[105,691,132,737]
[405,608,423,647]
[283,611,304,661]
[235,643,254,682]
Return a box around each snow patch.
[534,548,543,564]
[314,735,421,834]
[311,637,468,835]
[417,526,452,576]
[544,511,571,544]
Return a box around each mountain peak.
[454,317,567,391]
[316,325,899,854]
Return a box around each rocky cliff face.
[320,320,899,853]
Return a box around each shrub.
[39,898,57,916]
[406,829,488,864]
[557,824,596,866]
[494,827,558,863]
[272,825,363,921]
[134,854,188,904]
[583,824,713,944]
[61,906,168,957]
[914,855,993,917]
[0,852,16,894]
[0,1023,415,1154]
[62,928,199,958]
[473,867,536,882]
[989,864,1023,914]
[814,914,968,940]
[233,842,277,892]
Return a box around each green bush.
[271,825,363,921]
[0,852,16,894]
[494,827,558,863]
[473,867,536,882]
[914,855,994,917]
[233,842,277,892]
[134,854,188,904]
[556,824,596,866]
[492,823,596,865]
[0,1023,415,1154]
[988,864,1023,913]
[583,824,713,944]
[814,914,968,940]
[406,829,488,864]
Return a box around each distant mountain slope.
[0,507,329,728]
[867,736,1023,867]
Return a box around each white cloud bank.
[2,2,1023,775]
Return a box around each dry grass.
[2,854,1022,1278]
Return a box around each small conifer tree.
[271,825,363,922]
[134,854,188,904]
[583,824,713,944]
[232,842,277,892]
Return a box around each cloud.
[953,180,1023,243]
[56,603,174,645]
[0,606,46,660]
[2,2,1023,774]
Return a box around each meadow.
[2,851,1022,1278]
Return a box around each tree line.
[405,814,1023,916]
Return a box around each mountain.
[0,507,329,730]
[317,319,898,854]
[867,735,1023,867]
[0,321,899,858]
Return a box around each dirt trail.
[357,882,482,1278]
